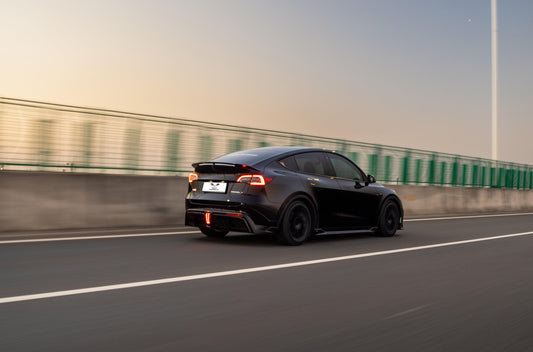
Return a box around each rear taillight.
[236,174,270,186]
[188,173,198,183]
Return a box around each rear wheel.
[200,227,229,238]
[377,199,400,237]
[277,201,312,245]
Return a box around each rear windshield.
[210,148,280,165]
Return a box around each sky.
[1,0,532,164]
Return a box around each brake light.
[205,212,211,225]
[188,173,198,183]
[236,174,271,186]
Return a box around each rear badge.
[202,182,227,193]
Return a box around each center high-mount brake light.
[189,173,198,183]
[236,174,270,186]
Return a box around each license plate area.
[202,182,228,193]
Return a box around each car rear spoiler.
[192,162,259,174]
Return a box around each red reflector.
[205,212,211,225]
[188,173,198,183]
[227,213,244,218]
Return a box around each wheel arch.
[276,192,318,230]
[378,194,404,229]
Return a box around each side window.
[293,152,328,176]
[328,153,364,181]
[279,156,298,171]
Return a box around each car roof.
[208,146,331,167]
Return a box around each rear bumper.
[185,208,268,233]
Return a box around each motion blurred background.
[1,0,532,169]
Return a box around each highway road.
[1,213,533,351]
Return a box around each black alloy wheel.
[377,199,399,237]
[200,227,229,238]
[277,201,312,245]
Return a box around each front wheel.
[200,227,228,238]
[277,201,312,246]
[377,199,400,237]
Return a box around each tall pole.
[491,0,498,161]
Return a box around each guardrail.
[1,96,532,189]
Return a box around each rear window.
[280,152,329,176]
[210,149,273,165]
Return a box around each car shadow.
[191,231,383,247]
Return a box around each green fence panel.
[81,122,93,167]
[165,130,180,171]
[402,151,411,185]
[451,159,459,186]
[228,139,243,153]
[200,135,213,161]
[440,162,447,186]
[123,128,141,170]
[368,154,378,177]
[472,164,478,187]
[349,152,359,164]
[37,119,54,168]
[415,159,422,185]
[499,168,505,188]
[428,155,436,185]
[462,164,468,186]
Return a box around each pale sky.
[1,0,532,164]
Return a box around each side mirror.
[367,174,376,184]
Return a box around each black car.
[185,147,403,245]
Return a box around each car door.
[291,152,343,230]
[326,153,382,229]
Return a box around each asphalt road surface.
[1,213,533,351]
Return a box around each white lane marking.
[406,212,533,222]
[1,230,532,305]
[384,304,431,320]
[0,231,200,244]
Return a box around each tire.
[277,201,312,245]
[377,199,400,237]
[200,227,229,238]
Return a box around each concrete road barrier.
[386,184,533,217]
[0,172,188,232]
[1,172,532,232]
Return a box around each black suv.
[185,147,403,245]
